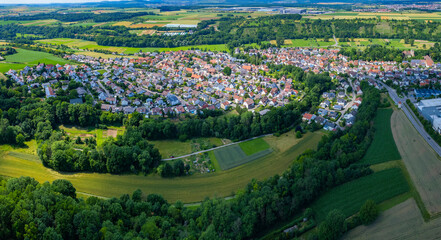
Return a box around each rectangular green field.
[360,108,401,165]
[311,168,410,222]
[4,48,72,65]
[239,138,270,155]
[214,144,273,170]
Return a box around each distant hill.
[25,0,440,8]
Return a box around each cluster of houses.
[7,50,304,117]
[302,94,362,131]
[5,46,439,130]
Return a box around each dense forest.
[340,45,404,62]
[340,43,441,62]
[0,82,381,240]
[3,11,156,22]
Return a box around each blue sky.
[0,0,115,4]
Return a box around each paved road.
[380,81,441,158]
[161,134,272,161]
[98,80,111,96]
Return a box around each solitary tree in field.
[359,199,379,225]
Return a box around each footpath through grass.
[311,167,410,222]
[360,108,401,165]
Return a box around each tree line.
[38,126,162,174]
[3,11,156,22]
[340,43,441,63]
[0,82,382,239]
[4,15,441,49]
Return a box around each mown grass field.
[0,48,72,72]
[238,137,270,155]
[343,198,441,240]
[214,144,273,170]
[4,48,72,65]
[150,139,192,158]
[0,131,323,203]
[360,108,401,165]
[311,168,410,222]
[391,110,441,215]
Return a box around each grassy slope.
[5,48,71,65]
[150,139,192,158]
[0,131,323,203]
[360,108,401,165]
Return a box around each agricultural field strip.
[360,108,401,165]
[311,167,409,222]
[344,199,441,240]
[215,146,273,171]
[391,110,441,215]
[162,133,272,160]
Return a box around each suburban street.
[379,81,441,157]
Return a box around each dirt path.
[343,199,441,239]
[391,110,441,215]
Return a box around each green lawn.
[311,168,410,222]
[0,62,27,73]
[239,138,270,155]
[0,131,323,203]
[150,139,192,158]
[4,48,72,66]
[214,144,273,170]
[59,125,124,147]
[360,108,401,165]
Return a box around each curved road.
[380,81,441,157]
[161,134,272,161]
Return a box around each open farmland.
[37,38,228,55]
[310,168,409,222]
[306,12,441,21]
[391,110,441,215]
[344,199,441,240]
[360,108,401,165]
[0,48,72,72]
[0,131,323,203]
[3,48,72,65]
